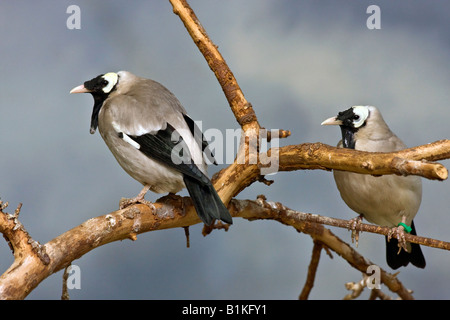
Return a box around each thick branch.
[0,202,49,265]
[169,0,259,131]
[213,140,449,207]
[2,195,436,299]
[277,141,449,180]
[0,197,200,300]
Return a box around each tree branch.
[277,141,449,180]
[212,140,449,210]
[230,197,416,299]
[2,195,428,299]
[299,240,323,300]
[169,0,259,131]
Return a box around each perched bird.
[70,71,232,226]
[322,105,425,269]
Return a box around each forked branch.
[2,196,432,299]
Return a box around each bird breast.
[98,121,185,194]
[333,170,422,227]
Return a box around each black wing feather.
[127,123,233,226]
[130,123,209,185]
[182,114,217,165]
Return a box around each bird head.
[321,106,372,149]
[70,72,119,95]
[70,72,119,134]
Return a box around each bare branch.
[229,197,415,299]
[61,265,71,300]
[299,240,323,300]
[0,199,198,299]
[343,277,367,300]
[1,195,426,300]
[0,202,49,264]
[213,140,449,210]
[248,197,450,250]
[277,141,449,181]
[169,0,259,131]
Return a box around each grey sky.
[1,1,449,299]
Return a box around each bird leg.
[119,184,155,210]
[348,214,364,247]
[387,216,408,254]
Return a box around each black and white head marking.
[336,106,369,129]
[83,72,119,94]
[336,106,370,149]
[83,72,119,134]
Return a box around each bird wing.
[182,113,217,165]
[103,92,181,136]
[127,123,210,185]
[102,101,209,186]
[104,77,213,161]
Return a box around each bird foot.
[348,215,363,247]
[119,185,155,210]
[119,196,154,210]
[387,225,408,254]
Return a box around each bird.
[321,105,425,269]
[70,71,233,226]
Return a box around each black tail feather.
[183,175,233,226]
[385,220,426,269]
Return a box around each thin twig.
[283,207,450,251]
[61,265,71,300]
[299,240,323,300]
[343,277,367,300]
[183,226,190,248]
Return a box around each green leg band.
[397,222,412,233]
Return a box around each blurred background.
[0,0,449,299]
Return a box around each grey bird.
[322,105,425,269]
[70,71,232,226]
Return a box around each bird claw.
[119,197,155,210]
[119,185,155,210]
[387,225,408,254]
[348,215,363,247]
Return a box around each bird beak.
[70,84,91,94]
[321,116,342,126]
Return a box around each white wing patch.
[122,132,141,149]
[112,121,141,149]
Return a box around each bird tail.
[385,220,426,269]
[183,175,233,226]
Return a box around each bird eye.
[101,72,119,93]
[351,106,369,128]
